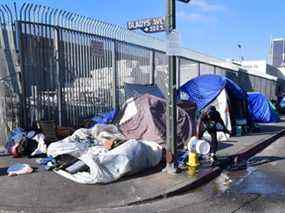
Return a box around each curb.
[166,167,223,197]
[124,167,222,206]
[229,129,285,165]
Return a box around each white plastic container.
[187,136,210,155]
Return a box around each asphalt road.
[95,136,285,213]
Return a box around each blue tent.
[179,74,247,111]
[247,92,280,123]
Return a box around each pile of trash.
[6,128,47,158]
[4,123,163,184]
[2,85,239,183]
[2,93,196,184]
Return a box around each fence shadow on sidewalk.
[218,142,234,151]
[249,124,285,136]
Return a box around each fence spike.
[113,25,119,41]
[36,5,42,23]
[73,14,81,31]
[68,12,75,29]
[13,2,18,21]
[98,20,104,35]
[30,3,36,22]
[55,9,63,26]
[19,2,26,21]
[0,7,5,24]
[34,5,42,22]
[48,8,56,25]
[5,4,14,24]
[40,5,47,24]
[68,12,76,29]
[61,10,68,27]
[26,3,33,22]
[65,11,72,29]
[102,19,109,38]
[83,16,89,33]
[1,5,11,24]
[86,17,93,34]
[44,7,51,24]
[23,3,30,22]
[93,19,99,35]
[90,19,95,34]
[78,15,85,32]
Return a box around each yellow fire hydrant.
[187,151,199,167]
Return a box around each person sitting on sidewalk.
[196,106,231,163]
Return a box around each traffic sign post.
[165,0,191,173]
[165,0,178,173]
[126,0,191,174]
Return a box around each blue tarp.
[179,74,247,111]
[91,109,118,128]
[280,97,285,108]
[247,92,280,123]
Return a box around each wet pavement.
[96,136,285,213]
[224,135,285,197]
[196,135,285,198]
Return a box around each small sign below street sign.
[166,30,181,56]
[127,17,165,33]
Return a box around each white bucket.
[187,137,210,155]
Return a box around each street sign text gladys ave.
[127,17,165,33]
[177,0,191,3]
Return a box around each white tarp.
[47,124,162,184]
[203,88,231,141]
[54,140,162,184]
[47,124,124,158]
[119,98,137,125]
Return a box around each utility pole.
[165,0,177,173]
[127,0,191,173]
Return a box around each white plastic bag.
[54,140,162,184]
[47,137,91,158]
[7,163,33,176]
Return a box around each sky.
[2,0,285,61]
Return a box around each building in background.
[268,38,285,68]
[241,60,284,79]
[241,60,285,98]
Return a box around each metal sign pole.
[166,0,177,173]
[126,0,191,173]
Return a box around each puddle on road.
[221,158,285,197]
[192,171,233,196]
[194,157,285,197]
[228,162,285,196]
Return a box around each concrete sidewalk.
[0,118,284,212]
[0,155,221,213]
[217,118,285,162]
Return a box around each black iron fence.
[0,3,280,142]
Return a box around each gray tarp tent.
[118,94,193,148]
